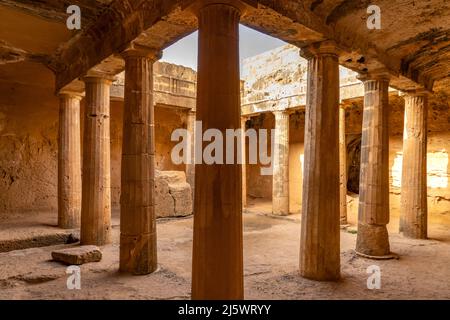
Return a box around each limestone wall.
[241,44,366,115]
[246,93,450,223]
[343,93,450,228]
[0,45,449,226]
[242,44,450,225]
[242,45,307,112]
[0,63,194,215]
[245,111,305,213]
[110,102,187,208]
[0,82,58,214]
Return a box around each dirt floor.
[1,199,450,300]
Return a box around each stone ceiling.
[0,0,449,96]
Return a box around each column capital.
[273,110,290,119]
[186,0,255,16]
[357,68,392,82]
[121,43,162,61]
[82,71,116,84]
[58,90,84,100]
[300,40,340,60]
[402,88,431,97]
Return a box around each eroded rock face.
[155,171,192,218]
[0,93,59,214]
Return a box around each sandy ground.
[1,200,450,300]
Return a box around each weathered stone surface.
[50,0,449,95]
[192,1,243,300]
[356,75,392,258]
[300,40,340,281]
[400,93,428,239]
[155,171,192,218]
[111,61,197,109]
[52,246,102,265]
[240,44,371,116]
[242,45,308,113]
[241,117,248,208]
[185,111,196,202]
[272,110,290,215]
[58,93,82,229]
[0,232,79,253]
[171,184,192,217]
[80,76,113,246]
[155,174,175,217]
[119,48,159,275]
[339,105,348,225]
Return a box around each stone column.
[339,105,348,225]
[241,116,248,209]
[299,41,340,281]
[58,92,82,229]
[191,0,244,300]
[272,110,290,215]
[400,91,428,239]
[186,110,196,201]
[120,47,160,274]
[356,72,394,258]
[80,74,113,246]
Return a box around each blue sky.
[161,25,286,71]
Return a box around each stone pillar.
[299,41,340,281]
[356,72,394,258]
[186,110,196,201]
[58,92,82,229]
[400,92,428,239]
[241,116,248,209]
[120,47,160,274]
[191,0,244,300]
[339,105,348,225]
[80,75,113,246]
[272,110,290,215]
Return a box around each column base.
[299,270,341,282]
[355,223,391,257]
[119,233,157,275]
[354,250,398,260]
[401,232,428,240]
[58,219,80,230]
[400,220,428,239]
[272,198,289,216]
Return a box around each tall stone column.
[299,41,340,281]
[58,92,82,229]
[272,110,290,215]
[356,72,394,258]
[191,0,244,300]
[339,105,348,225]
[80,74,113,246]
[400,91,428,239]
[186,110,196,201]
[241,116,248,209]
[120,47,160,274]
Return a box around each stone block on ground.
[51,245,102,265]
[155,171,175,217]
[170,183,193,216]
[155,171,193,218]
[158,171,186,185]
